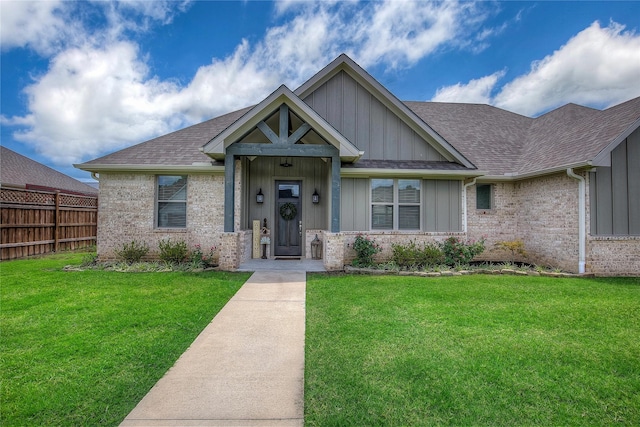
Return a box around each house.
[76,54,639,275]
[1,146,98,196]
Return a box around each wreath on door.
[279,202,297,221]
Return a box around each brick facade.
[467,173,581,272]
[98,170,637,275]
[97,173,225,261]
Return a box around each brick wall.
[97,173,225,261]
[467,181,519,262]
[516,173,581,272]
[323,232,344,271]
[466,174,581,272]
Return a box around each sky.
[1,1,640,182]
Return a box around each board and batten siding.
[340,178,462,232]
[303,70,447,162]
[246,157,329,231]
[590,128,640,235]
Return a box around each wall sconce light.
[256,188,264,204]
[280,157,293,167]
[312,189,320,204]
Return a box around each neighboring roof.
[1,146,98,195]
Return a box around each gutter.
[478,161,593,182]
[462,178,477,233]
[73,163,226,174]
[566,168,586,274]
[340,168,486,179]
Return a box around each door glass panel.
[279,184,299,199]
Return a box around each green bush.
[352,235,381,267]
[114,240,149,264]
[392,240,444,269]
[441,236,485,266]
[189,244,218,268]
[158,239,188,264]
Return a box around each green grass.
[1,253,250,426]
[305,274,640,426]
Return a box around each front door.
[275,181,302,257]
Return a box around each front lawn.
[305,274,640,426]
[1,253,250,426]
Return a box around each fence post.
[54,191,60,252]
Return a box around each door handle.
[299,220,302,237]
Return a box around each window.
[157,175,187,228]
[476,184,492,210]
[371,179,421,230]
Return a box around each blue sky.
[2,1,640,182]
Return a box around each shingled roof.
[407,97,640,177]
[1,146,98,195]
[77,95,640,179]
[79,107,251,167]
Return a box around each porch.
[237,258,326,272]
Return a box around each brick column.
[323,232,345,271]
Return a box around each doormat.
[275,257,301,260]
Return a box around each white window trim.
[155,175,188,229]
[370,178,422,231]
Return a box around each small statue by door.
[260,218,270,259]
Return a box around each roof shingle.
[2,146,98,195]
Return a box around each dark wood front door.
[275,181,301,257]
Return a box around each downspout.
[91,172,99,181]
[462,178,477,233]
[566,168,586,274]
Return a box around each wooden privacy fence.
[1,187,97,260]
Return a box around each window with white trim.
[157,175,187,228]
[371,179,421,230]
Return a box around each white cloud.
[4,42,183,164]
[355,0,464,68]
[433,20,640,116]
[494,21,640,116]
[0,0,79,54]
[432,70,506,104]
[3,0,497,165]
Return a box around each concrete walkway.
[120,270,306,426]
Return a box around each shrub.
[158,239,188,264]
[352,235,381,267]
[189,244,218,268]
[440,236,485,267]
[81,252,98,267]
[494,240,527,263]
[114,240,149,264]
[392,240,444,269]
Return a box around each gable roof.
[76,108,250,172]
[408,97,640,178]
[201,84,363,161]
[76,54,640,180]
[2,146,98,195]
[296,54,475,169]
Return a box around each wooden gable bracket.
[256,104,312,146]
